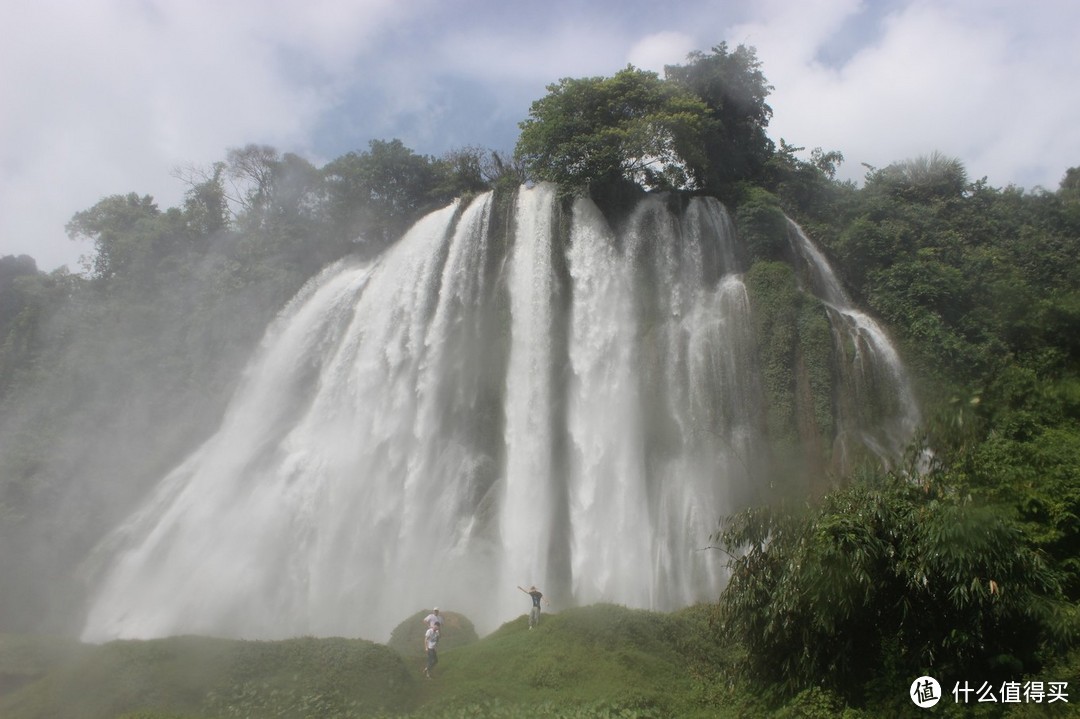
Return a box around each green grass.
[0,634,91,696]
[0,634,414,719]
[15,603,1069,719]
[415,605,708,715]
[0,605,736,719]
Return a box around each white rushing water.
[81,184,919,642]
[785,220,921,464]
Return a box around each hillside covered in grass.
[0,605,788,719]
[4,604,1079,718]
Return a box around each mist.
[0,225,326,633]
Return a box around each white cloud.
[742,0,1080,188]
[2,0,1079,272]
[0,0,425,271]
[729,0,863,62]
[627,31,697,73]
[435,24,629,85]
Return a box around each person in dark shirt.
[517,585,548,629]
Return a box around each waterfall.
[80,185,919,643]
[786,220,921,464]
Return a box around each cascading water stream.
[499,185,560,614]
[80,185,919,643]
[785,220,921,462]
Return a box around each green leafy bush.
[717,475,1075,702]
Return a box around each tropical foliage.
[515,66,710,192]
[664,43,775,191]
[515,44,774,198]
[717,475,1074,703]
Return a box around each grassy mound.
[419,603,730,718]
[0,635,415,719]
[387,609,479,659]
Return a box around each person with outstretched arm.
[517,585,549,629]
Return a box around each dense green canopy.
[515,44,774,196]
[515,66,711,191]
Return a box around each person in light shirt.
[423,607,442,630]
[423,623,440,678]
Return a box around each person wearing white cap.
[423,607,442,629]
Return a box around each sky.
[2,0,1079,273]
